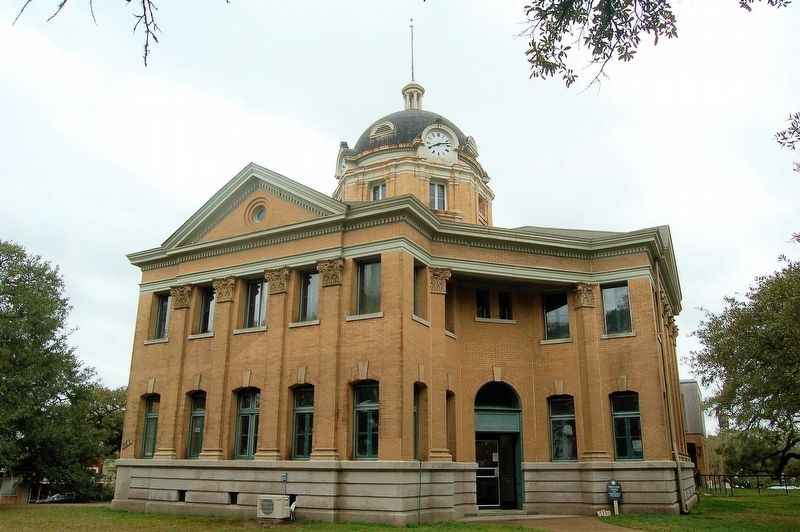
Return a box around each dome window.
[369,121,396,140]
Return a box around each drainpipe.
[656,261,689,514]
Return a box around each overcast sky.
[2,2,798,413]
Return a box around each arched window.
[187,392,206,458]
[548,395,577,461]
[611,392,643,460]
[234,389,260,459]
[353,381,379,459]
[292,386,314,459]
[141,395,160,458]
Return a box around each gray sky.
[2,2,798,412]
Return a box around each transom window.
[235,390,260,459]
[356,260,381,314]
[602,283,632,335]
[187,392,206,458]
[244,279,267,328]
[549,396,577,461]
[429,182,446,210]
[544,292,570,340]
[141,395,160,458]
[611,392,643,460]
[292,387,314,459]
[353,382,379,459]
[299,271,319,321]
[198,286,215,333]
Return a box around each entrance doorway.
[474,382,522,510]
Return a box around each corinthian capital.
[572,282,596,308]
[212,277,236,303]
[170,285,192,309]
[317,258,344,287]
[265,268,289,294]
[429,268,451,294]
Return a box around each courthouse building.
[113,81,697,523]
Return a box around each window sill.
[144,338,169,345]
[412,314,430,327]
[345,312,384,322]
[188,332,214,340]
[233,326,267,335]
[602,331,636,339]
[288,319,320,328]
[445,330,457,339]
[540,338,572,345]
[475,317,517,325]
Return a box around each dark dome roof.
[353,109,468,154]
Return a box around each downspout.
[655,260,689,514]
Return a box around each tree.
[776,112,800,173]
[713,427,800,477]
[691,258,800,477]
[0,241,122,499]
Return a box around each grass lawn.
[601,492,800,531]
[0,504,533,531]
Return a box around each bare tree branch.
[12,0,34,25]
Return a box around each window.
[141,395,160,458]
[549,396,577,461]
[429,182,446,210]
[602,283,632,335]
[153,293,170,339]
[299,271,319,321]
[292,387,314,459]
[198,286,215,333]
[445,288,455,333]
[187,392,206,458]
[353,382,379,459]
[371,182,386,201]
[611,393,643,460]
[356,261,381,314]
[244,279,267,328]
[476,290,490,318]
[413,264,428,319]
[498,292,512,320]
[235,390,260,459]
[544,292,570,340]
[413,385,420,460]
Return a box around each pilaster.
[427,268,452,461]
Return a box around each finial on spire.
[410,19,415,81]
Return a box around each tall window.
[244,279,267,328]
[198,286,215,333]
[476,289,490,318]
[354,382,379,459]
[549,396,577,461]
[498,292,512,320]
[429,182,446,210]
[357,261,381,314]
[141,395,160,458]
[153,293,170,339]
[413,385,420,460]
[611,393,643,460]
[445,288,455,333]
[299,271,319,321]
[235,390,260,459]
[371,182,386,201]
[413,264,427,318]
[292,387,314,459]
[602,283,632,334]
[544,292,570,340]
[187,392,206,458]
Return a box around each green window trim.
[187,392,206,458]
[234,390,260,460]
[141,396,160,458]
[549,396,577,461]
[611,393,643,460]
[353,383,379,459]
[292,387,314,459]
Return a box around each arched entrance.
[474,382,522,509]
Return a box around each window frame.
[543,291,570,340]
[371,182,386,201]
[353,382,379,459]
[602,283,633,335]
[234,390,260,460]
[292,386,314,459]
[549,396,577,461]
[429,182,447,210]
[187,392,206,458]
[356,260,381,315]
[244,278,268,329]
[141,395,160,458]
[298,271,320,322]
[153,292,171,339]
[198,286,216,334]
[611,393,643,460]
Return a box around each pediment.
[162,163,345,249]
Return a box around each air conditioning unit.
[256,495,290,519]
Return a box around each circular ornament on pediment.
[245,198,269,227]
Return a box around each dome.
[352,109,468,155]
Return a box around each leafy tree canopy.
[691,257,800,476]
[0,241,124,499]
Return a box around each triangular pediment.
[161,163,345,250]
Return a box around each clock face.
[425,130,452,156]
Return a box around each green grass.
[601,492,800,531]
[0,505,533,531]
